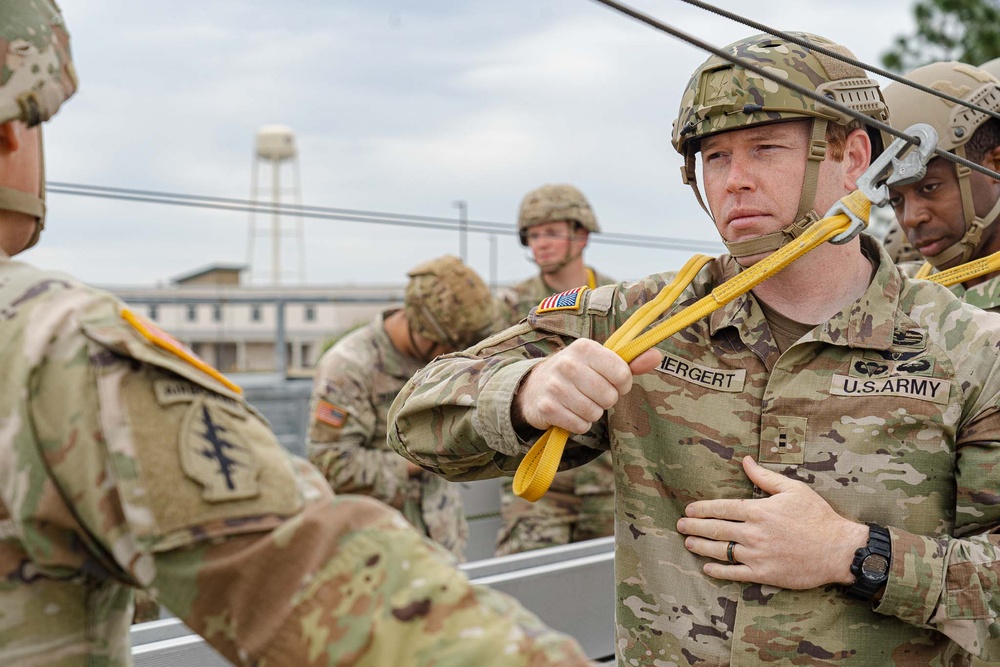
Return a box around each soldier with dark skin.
[306,255,496,560]
[881,61,1000,313]
[391,32,1000,664]
[0,2,594,665]
[494,184,617,556]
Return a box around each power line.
[589,0,1000,182]
[676,0,1000,125]
[46,181,725,254]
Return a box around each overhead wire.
[46,181,724,254]
[676,0,1000,124]
[588,0,1000,183]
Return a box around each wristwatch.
[845,523,891,601]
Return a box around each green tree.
[882,0,1000,72]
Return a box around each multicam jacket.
[306,311,467,559]
[0,256,591,666]
[390,236,1000,665]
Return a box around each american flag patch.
[315,400,348,428]
[536,286,588,314]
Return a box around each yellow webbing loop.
[920,251,1000,288]
[914,261,934,280]
[513,191,870,502]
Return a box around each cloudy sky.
[30,0,918,288]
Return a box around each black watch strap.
[845,523,891,602]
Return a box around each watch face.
[861,554,889,579]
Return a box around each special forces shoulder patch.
[179,396,261,502]
[118,373,301,544]
[536,286,588,314]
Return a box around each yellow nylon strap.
[914,262,934,280]
[513,191,869,502]
[924,251,1000,287]
[586,268,597,291]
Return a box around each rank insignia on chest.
[315,399,348,428]
[536,286,588,314]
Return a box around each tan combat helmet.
[0,0,78,250]
[883,62,1000,268]
[404,255,495,350]
[981,57,1000,80]
[672,32,888,260]
[517,184,600,246]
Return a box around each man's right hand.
[514,338,662,434]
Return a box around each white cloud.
[31,0,917,287]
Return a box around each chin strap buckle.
[857,123,939,207]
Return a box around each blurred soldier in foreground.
[391,32,1000,664]
[306,255,495,561]
[0,2,592,665]
[882,61,1000,311]
[493,184,616,556]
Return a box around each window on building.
[251,305,262,322]
[304,305,316,322]
[212,304,222,322]
[148,304,158,321]
[187,304,197,322]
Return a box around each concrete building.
[104,264,403,373]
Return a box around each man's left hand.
[676,456,869,589]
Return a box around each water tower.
[247,124,305,284]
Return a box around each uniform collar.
[709,235,903,352]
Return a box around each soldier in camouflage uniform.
[390,32,1000,664]
[493,184,616,556]
[306,255,495,561]
[881,62,1000,313]
[0,2,594,665]
[495,184,615,327]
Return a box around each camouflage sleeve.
[388,316,610,483]
[306,352,409,508]
[152,471,592,667]
[29,300,592,666]
[876,402,1000,659]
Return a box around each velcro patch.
[315,399,348,428]
[119,368,301,543]
[830,373,950,404]
[536,286,587,314]
[656,352,746,392]
[154,379,246,416]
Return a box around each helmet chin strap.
[924,145,1000,268]
[683,119,830,262]
[723,119,829,261]
[0,128,46,251]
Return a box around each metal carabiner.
[856,123,939,207]
[826,123,938,244]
